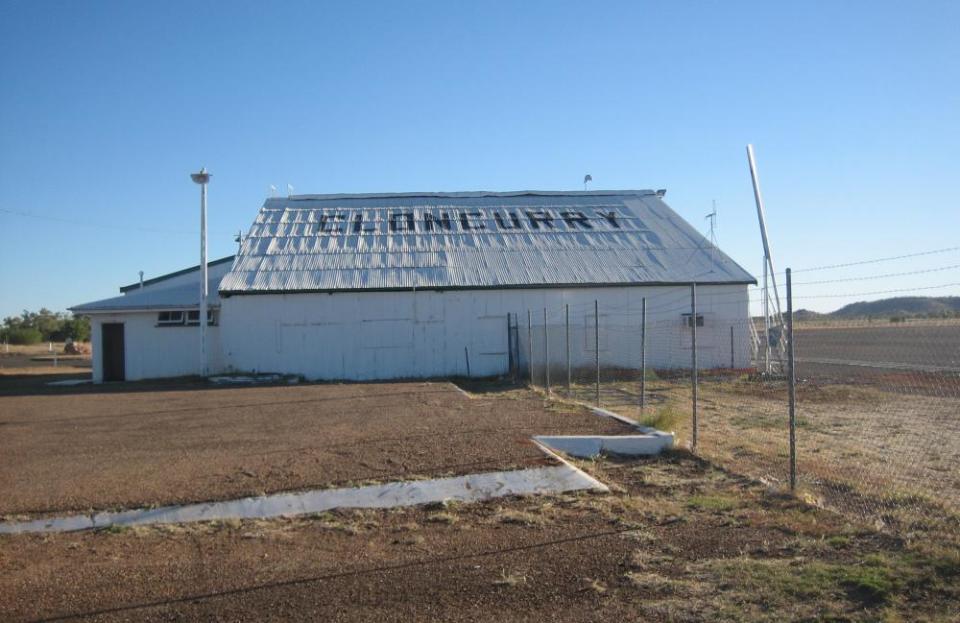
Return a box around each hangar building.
[72,190,756,382]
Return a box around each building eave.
[219,280,756,297]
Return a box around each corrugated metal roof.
[219,190,755,294]
[71,278,223,313]
[118,255,235,293]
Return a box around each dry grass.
[565,373,960,553]
[426,511,458,525]
[493,570,529,588]
[493,508,548,527]
[577,454,960,621]
[581,577,607,594]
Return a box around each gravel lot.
[2,453,956,623]
[0,380,628,516]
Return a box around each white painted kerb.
[534,434,673,458]
[530,405,676,458]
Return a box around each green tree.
[1,309,90,343]
[4,326,42,345]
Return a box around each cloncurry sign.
[261,205,662,245]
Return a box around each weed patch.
[493,509,547,527]
[638,406,683,432]
[687,494,738,513]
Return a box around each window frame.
[157,309,217,327]
[157,310,185,326]
[186,309,218,326]
[681,313,705,329]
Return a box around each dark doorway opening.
[102,323,125,382]
[507,312,520,382]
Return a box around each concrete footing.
[534,433,673,458]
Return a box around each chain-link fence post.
[594,299,600,406]
[640,297,646,411]
[510,313,518,382]
[691,283,698,452]
[506,313,513,381]
[543,307,550,393]
[730,325,735,369]
[786,268,797,492]
[565,303,571,397]
[527,309,533,384]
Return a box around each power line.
[0,207,235,237]
[792,264,960,286]
[531,271,960,318]
[0,207,193,235]
[789,246,960,274]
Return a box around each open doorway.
[102,323,125,382]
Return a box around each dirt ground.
[0,380,628,516]
[2,451,957,622]
[2,364,958,620]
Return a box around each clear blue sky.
[1,0,958,318]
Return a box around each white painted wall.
[218,285,750,381]
[89,313,223,382]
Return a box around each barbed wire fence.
[522,252,960,553]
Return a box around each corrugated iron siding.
[219,191,755,294]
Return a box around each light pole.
[190,167,211,377]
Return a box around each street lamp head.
[190,167,211,184]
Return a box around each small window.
[186,310,217,326]
[681,313,704,328]
[583,313,608,352]
[157,311,185,326]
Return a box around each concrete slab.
[0,463,607,535]
[45,379,92,387]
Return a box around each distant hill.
[793,309,824,322]
[829,296,960,319]
[775,297,960,322]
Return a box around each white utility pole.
[746,144,783,373]
[190,167,211,377]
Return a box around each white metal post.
[191,168,211,378]
[594,299,600,406]
[763,258,770,373]
[543,307,550,393]
[527,309,533,383]
[691,283,698,452]
[640,297,646,411]
[565,303,571,396]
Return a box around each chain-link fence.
[522,277,960,551]
[790,305,960,549]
